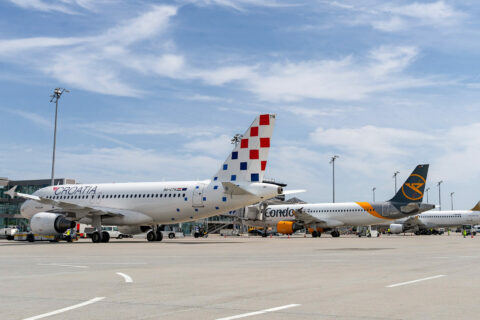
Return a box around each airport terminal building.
[0,177,75,230]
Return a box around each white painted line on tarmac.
[37,263,89,268]
[116,272,133,283]
[216,304,301,320]
[386,275,446,288]
[23,297,105,320]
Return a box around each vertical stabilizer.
[214,114,275,183]
[389,164,429,204]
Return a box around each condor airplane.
[243,165,434,237]
[387,202,480,234]
[6,114,286,243]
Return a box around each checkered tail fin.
[213,114,276,183]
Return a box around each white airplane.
[6,114,287,243]
[387,202,480,235]
[242,165,434,237]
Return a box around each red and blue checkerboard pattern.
[214,114,275,183]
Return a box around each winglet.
[5,186,17,199]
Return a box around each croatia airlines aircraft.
[243,165,434,237]
[6,114,285,243]
[387,202,480,234]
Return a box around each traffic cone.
[288,234,290,239]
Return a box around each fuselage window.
[160,194,163,198]
[169,194,172,198]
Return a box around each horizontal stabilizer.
[282,189,306,195]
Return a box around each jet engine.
[276,221,302,235]
[389,224,404,234]
[30,212,76,235]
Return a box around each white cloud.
[76,121,224,138]
[329,1,466,32]
[4,109,51,128]
[235,46,431,102]
[184,0,294,11]
[308,122,480,186]
[8,0,112,14]
[0,5,178,97]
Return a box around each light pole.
[450,192,454,210]
[49,88,69,186]
[393,171,400,194]
[425,187,430,203]
[330,155,339,203]
[437,180,443,211]
[372,187,376,202]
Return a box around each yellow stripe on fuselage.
[356,202,394,220]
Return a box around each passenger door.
[192,184,205,208]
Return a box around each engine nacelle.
[277,221,302,235]
[117,225,151,235]
[389,224,404,234]
[30,212,76,235]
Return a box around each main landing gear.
[91,231,110,243]
[90,215,110,243]
[312,231,321,238]
[147,225,163,242]
[331,230,340,238]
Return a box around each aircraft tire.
[156,231,163,241]
[91,232,102,243]
[147,231,157,241]
[101,231,110,242]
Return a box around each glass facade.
[0,178,75,230]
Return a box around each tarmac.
[1,233,479,320]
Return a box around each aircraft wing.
[293,208,344,227]
[5,186,152,223]
[293,208,323,225]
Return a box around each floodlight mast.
[330,155,339,203]
[49,88,69,186]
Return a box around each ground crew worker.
[463,229,467,238]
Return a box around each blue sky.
[1,0,480,209]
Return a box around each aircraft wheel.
[101,231,110,242]
[91,232,102,243]
[147,231,157,241]
[312,231,318,238]
[156,231,163,241]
